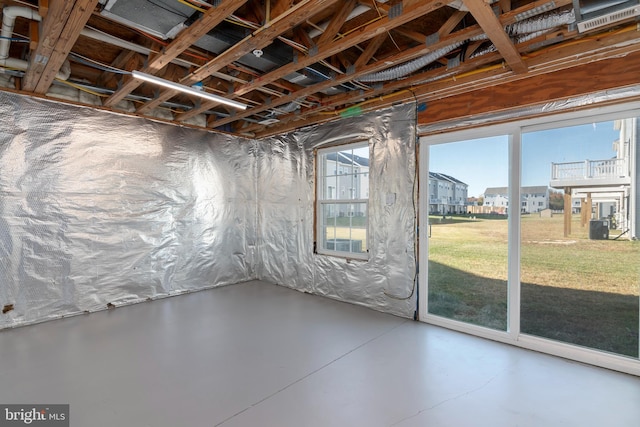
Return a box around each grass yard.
[428,213,640,358]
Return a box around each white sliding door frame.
[418,101,640,376]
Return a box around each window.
[316,142,369,259]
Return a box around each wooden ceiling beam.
[137,0,340,114]
[418,48,640,129]
[271,0,295,19]
[462,0,527,73]
[316,0,357,47]
[102,0,249,108]
[438,10,467,37]
[353,33,386,68]
[247,2,593,134]
[392,28,427,45]
[307,26,640,135]
[203,0,573,129]
[22,0,99,94]
[181,0,453,123]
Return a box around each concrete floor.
[0,281,639,427]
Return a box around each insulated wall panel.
[0,92,257,328]
[258,105,418,318]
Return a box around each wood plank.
[29,20,39,51]
[353,33,386,68]
[21,0,75,91]
[417,48,640,128]
[462,0,527,73]
[271,0,295,18]
[180,0,453,122]
[316,0,357,47]
[103,0,249,107]
[23,0,99,94]
[438,10,467,37]
[38,0,49,18]
[136,0,341,114]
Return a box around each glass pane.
[350,202,367,253]
[323,176,337,200]
[521,118,639,358]
[322,203,337,250]
[321,202,367,254]
[428,136,509,331]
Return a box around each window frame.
[315,141,370,260]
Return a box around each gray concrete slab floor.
[0,280,639,426]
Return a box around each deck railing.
[551,158,628,181]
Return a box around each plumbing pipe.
[1,6,71,80]
[1,6,41,59]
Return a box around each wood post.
[564,187,572,237]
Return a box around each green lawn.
[427,214,640,357]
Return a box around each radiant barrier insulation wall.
[0,91,418,328]
[0,92,258,328]
[258,104,417,318]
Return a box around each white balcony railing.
[551,158,628,181]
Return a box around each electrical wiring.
[69,53,131,74]
[54,78,109,98]
[176,0,207,13]
[0,36,29,43]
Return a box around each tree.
[549,190,564,210]
[477,196,484,206]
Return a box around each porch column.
[586,192,592,222]
[564,187,572,237]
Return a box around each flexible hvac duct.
[0,6,70,80]
[357,42,465,83]
[358,8,576,83]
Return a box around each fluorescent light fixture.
[132,70,248,110]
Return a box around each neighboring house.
[550,118,639,238]
[483,186,549,214]
[323,151,369,217]
[482,187,509,214]
[520,186,549,214]
[429,172,468,214]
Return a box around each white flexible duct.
[0,6,70,80]
[357,8,576,83]
[357,42,464,83]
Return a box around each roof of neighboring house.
[326,152,369,167]
[484,186,549,196]
[429,172,467,186]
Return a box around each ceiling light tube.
[132,70,248,110]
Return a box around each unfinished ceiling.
[1,0,640,137]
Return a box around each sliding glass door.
[427,136,509,331]
[421,105,640,374]
[521,118,640,358]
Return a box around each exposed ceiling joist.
[137,0,341,114]
[22,0,98,93]
[103,0,249,108]
[179,0,454,123]
[462,0,528,73]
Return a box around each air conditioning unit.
[573,0,640,33]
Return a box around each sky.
[428,120,622,198]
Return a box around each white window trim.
[418,100,640,376]
[316,142,370,260]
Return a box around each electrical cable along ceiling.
[0,0,640,137]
